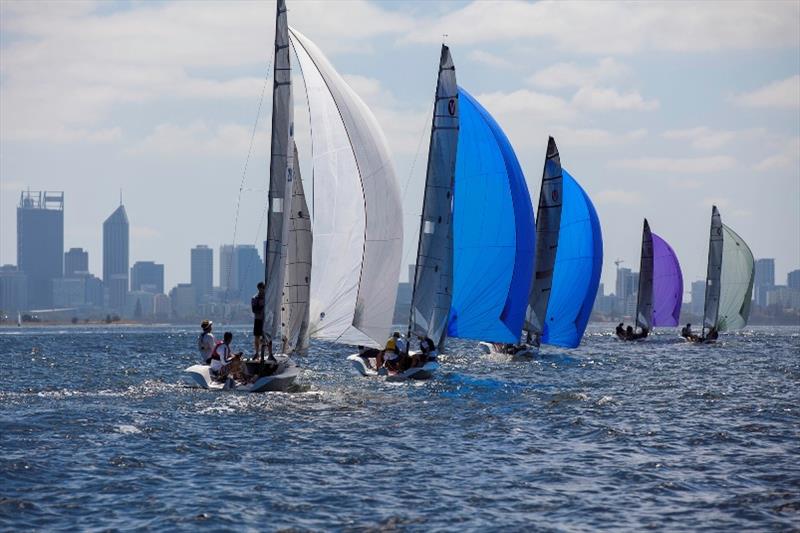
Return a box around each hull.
[184,354,299,392]
[346,352,439,381]
[478,341,538,359]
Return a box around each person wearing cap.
[198,319,216,364]
[251,282,266,357]
[376,331,402,373]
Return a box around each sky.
[1,0,798,298]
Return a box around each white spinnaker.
[281,145,312,353]
[290,27,403,347]
[717,223,754,331]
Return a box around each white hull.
[346,352,439,381]
[478,341,538,359]
[184,354,299,393]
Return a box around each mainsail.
[290,27,403,347]
[634,219,654,331]
[408,45,458,345]
[651,232,682,327]
[281,145,312,353]
[446,88,535,343]
[702,206,724,331]
[524,137,563,341]
[263,0,294,341]
[540,169,603,348]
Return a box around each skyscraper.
[788,269,800,290]
[0,265,28,313]
[64,247,89,277]
[691,280,706,316]
[191,245,213,302]
[103,204,129,309]
[754,258,775,307]
[235,245,263,301]
[219,244,236,292]
[17,191,63,308]
[130,261,164,294]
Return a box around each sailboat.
[617,219,683,341]
[446,87,536,350]
[184,0,302,392]
[348,44,458,381]
[482,136,603,356]
[686,205,754,342]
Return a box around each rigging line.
[223,59,272,304]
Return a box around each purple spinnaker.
[651,233,683,327]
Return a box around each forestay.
[447,88,535,343]
[409,45,458,344]
[635,220,654,331]
[281,145,312,353]
[651,232,683,327]
[524,137,563,339]
[717,223,754,331]
[263,0,294,340]
[541,170,603,348]
[290,28,403,347]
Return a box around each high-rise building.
[64,247,89,277]
[103,204,129,309]
[754,258,775,307]
[788,269,800,290]
[0,265,28,313]
[130,261,164,294]
[615,267,636,301]
[170,283,196,319]
[219,244,236,292]
[235,245,264,301]
[17,191,64,308]
[191,245,213,302]
[691,280,706,316]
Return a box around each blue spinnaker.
[541,169,603,348]
[446,87,535,343]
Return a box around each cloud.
[699,197,730,209]
[403,1,799,54]
[125,121,269,157]
[731,75,800,109]
[572,86,659,112]
[594,190,644,205]
[551,127,647,147]
[611,156,737,173]
[662,126,765,150]
[528,57,629,89]
[467,50,515,70]
[753,136,800,172]
[477,89,576,123]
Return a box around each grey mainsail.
[702,206,723,333]
[281,145,312,353]
[263,0,294,341]
[523,136,563,342]
[409,44,458,345]
[635,219,654,331]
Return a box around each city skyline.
[1,1,798,294]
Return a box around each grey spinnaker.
[409,44,458,346]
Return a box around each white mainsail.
[524,136,563,340]
[290,27,403,347]
[408,44,458,345]
[281,144,312,353]
[263,0,294,340]
[635,219,654,331]
[717,223,755,331]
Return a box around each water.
[1,325,798,531]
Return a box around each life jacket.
[210,341,225,361]
[251,294,263,314]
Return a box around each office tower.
[130,261,164,294]
[0,265,28,313]
[235,245,263,301]
[787,269,800,290]
[191,245,213,302]
[17,191,64,308]
[219,245,236,292]
[64,247,89,277]
[103,204,129,309]
[691,280,706,316]
[754,258,775,307]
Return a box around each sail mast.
[524,136,563,343]
[263,0,294,343]
[408,43,458,347]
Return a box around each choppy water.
[1,325,798,531]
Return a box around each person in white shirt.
[210,331,244,381]
[197,319,216,364]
